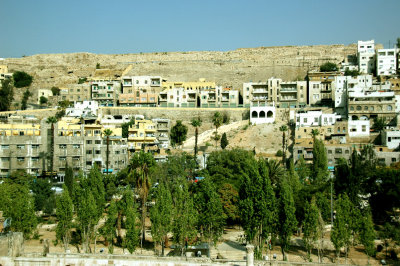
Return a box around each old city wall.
[3,44,357,102]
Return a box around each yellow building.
[127,119,157,152]
[0,123,41,136]
[162,78,216,90]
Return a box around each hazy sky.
[1,0,399,58]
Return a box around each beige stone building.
[90,80,121,107]
[120,76,162,106]
[308,71,342,106]
[59,84,91,103]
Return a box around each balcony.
[221,97,229,102]
[280,87,297,93]
[151,79,161,86]
[280,97,297,101]
[253,89,268,94]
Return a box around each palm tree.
[46,116,58,180]
[128,151,156,248]
[39,151,47,176]
[279,125,288,166]
[212,112,223,134]
[190,117,202,159]
[103,129,113,175]
[310,129,320,142]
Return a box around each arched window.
[356,106,362,111]
[251,111,258,118]
[364,106,368,111]
[388,105,393,111]
[369,106,374,111]
[259,111,265,118]
[352,115,359,120]
[360,115,369,120]
[267,111,273,118]
[350,106,354,111]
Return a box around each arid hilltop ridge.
[3,44,357,91]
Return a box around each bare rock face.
[3,44,357,103]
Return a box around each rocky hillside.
[3,44,357,103]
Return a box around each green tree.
[170,120,188,147]
[172,178,197,256]
[30,178,55,214]
[295,156,310,184]
[212,111,223,134]
[331,193,352,261]
[74,180,99,253]
[13,71,33,88]
[46,116,58,179]
[150,181,173,256]
[194,178,225,246]
[310,129,319,141]
[56,185,74,251]
[372,117,386,133]
[103,129,113,175]
[102,200,118,254]
[239,159,277,258]
[0,181,37,238]
[96,63,101,69]
[312,138,328,185]
[279,125,288,165]
[220,132,228,150]
[302,199,320,261]
[121,118,135,138]
[277,177,297,261]
[190,117,202,159]
[212,131,220,149]
[129,151,156,247]
[51,86,60,96]
[218,183,239,224]
[359,211,376,264]
[344,68,360,76]
[124,198,140,254]
[40,96,48,105]
[0,79,14,111]
[21,88,32,110]
[64,163,74,197]
[319,62,338,72]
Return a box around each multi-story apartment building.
[120,76,162,107]
[152,118,170,149]
[59,84,91,103]
[333,75,373,116]
[199,87,222,108]
[308,71,341,106]
[65,101,98,118]
[357,40,375,74]
[279,81,307,108]
[242,81,270,107]
[127,118,158,153]
[0,122,44,177]
[347,87,396,123]
[377,48,397,76]
[388,77,400,113]
[220,88,239,108]
[295,110,340,128]
[159,87,198,107]
[90,79,121,107]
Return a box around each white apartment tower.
[377,49,397,76]
[357,40,375,74]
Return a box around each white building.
[66,101,98,117]
[348,119,370,138]
[295,110,340,128]
[357,40,375,74]
[333,75,373,116]
[381,130,400,150]
[250,105,276,124]
[100,115,131,126]
[377,49,397,76]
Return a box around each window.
[328,150,332,154]
[304,118,308,123]
[314,118,318,123]
[2,145,10,149]
[17,145,25,149]
[364,106,368,111]
[350,106,354,111]
[19,131,24,136]
[31,157,39,162]
[73,156,80,161]
[356,106,362,111]
[362,125,366,132]
[86,140,92,144]
[95,140,101,144]
[32,144,39,149]
[387,105,393,111]
[17,157,25,162]
[1,157,9,162]
[335,148,342,154]
[73,144,80,149]
[86,150,92,155]
[345,150,350,154]
[94,130,101,135]
[59,144,67,149]
[95,150,101,155]
[392,158,397,162]
[59,156,66,161]
[328,128,332,133]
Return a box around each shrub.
[13,71,33,88]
